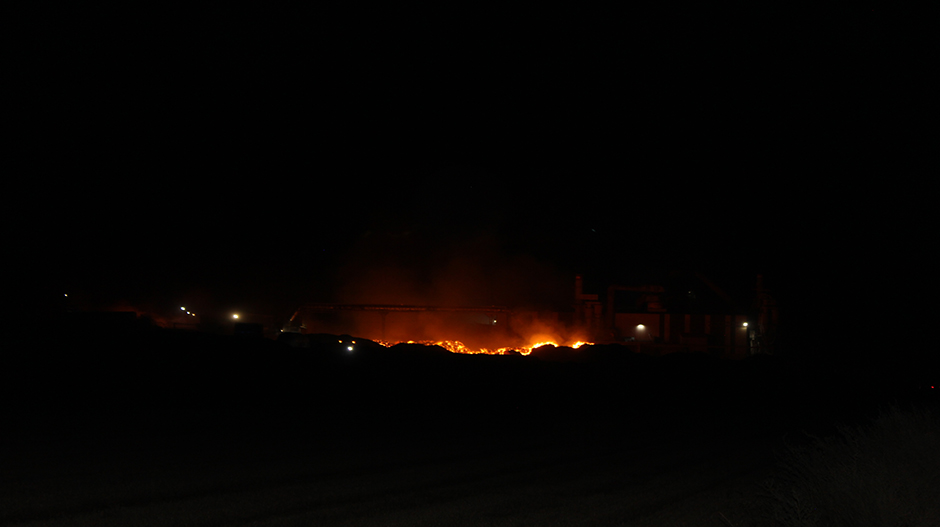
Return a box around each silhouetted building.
[577,274,760,359]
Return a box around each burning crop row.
[374,339,592,356]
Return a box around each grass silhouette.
[744,404,940,527]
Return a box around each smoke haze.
[332,224,572,309]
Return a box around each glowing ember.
[374,339,592,356]
[529,341,558,350]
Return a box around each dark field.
[2,327,937,526]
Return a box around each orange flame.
[374,339,591,356]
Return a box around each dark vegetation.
[756,406,940,527]
[2,320,937,526]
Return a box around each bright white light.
[180,307,186,311]
[232,314,239,319]
[743,322,748,327]
[347,346,354,351]
[64,294,68,297]
[636,324,645,330]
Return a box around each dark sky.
[10,4,933,361]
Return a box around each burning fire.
[374,339,592,356]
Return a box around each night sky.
[10,5,933,368]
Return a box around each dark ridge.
[5,324,934,447]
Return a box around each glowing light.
[180,307,186,311]
[64,294,68,297]
[347,346,354,351]
[375,339,592,356]
[743,322,748,327]
[637,324,645,330]
[530,341,558,349]
[232,314,239,319]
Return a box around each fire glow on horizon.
[374,339,592,356]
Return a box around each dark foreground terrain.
[2,326,937,526]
